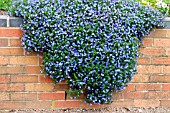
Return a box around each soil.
[0,107,170,113]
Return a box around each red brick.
[25,102,51,109]
[150,75,170,83]
[0,48,24,55]
[39,75,53,83]
[38,91,65,100]
[0,102,26,109]
[148,92,170,99]
[142,38,153,47]
[0,75,10,83]
[140,48,165,56]
[112,92,124,100]
[163,66,170,74]
[0,39,8,47]
[10,39,22,47]
[0,56,8,65]
[0,66,24,74]
[166,48,170,56]
[123,92,147,99]
[9,56,39,65]
[0,84,23,92]
[137,65,163,74]
[54,84,69,91]
[161,100,170,107]
[167,29,170,38]
[111,100,134,107]
[81,102,110,108]
[162,84,170,91]
[138,57,151,65]
[149,29,167,38]
[11,93,37,101]
[11,75,38,83]
[134,100,160,107]
[0,84,8,91]
[151,58,170,64]
[0,28,23,37]
[135,84,161,91]
[54,101,81,108]
[25,83,53,91]
[0,93,9,100]
[132,75,149,83]
[25,66,41,74]
[124,84,135,91]
[9,84,24,91]
[154,39,170,47]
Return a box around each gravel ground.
[0,107,170,113]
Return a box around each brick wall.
[0,27,170,109]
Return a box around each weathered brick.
[9,84,24,91]
[150,75,170,83]
[38,91,65,100]
[11,93,37,101]
[0,66,24,74]
[10,39,22,47]
[111,100,134,107]
[148,92,170,99]
[25,83,53,91]
[123,92,147,99]
[9,56,39,65]
[0,39,8,47]
[25,102,51,109]
[54,101,81,108]
[160,100,170,107]
[124,84,135,91]
[137,65,163,74]
[0,48,24,56]
[151,58,170,64]
[162,84,170,91]
[138,57,151,65]
[135,84,161,91]
[39,75,53,83]
[163,66,170,74]
[0,102,26,109]
[0,92,9,100]
[0,56,8,65]
[0,75,10,83]
[134,100,160,107]
[25,66,41,74]
[132,75,149,83]
[0,28,23,37]
[154,39,170,47]
[11,75,38,83]
[142,38,153,47]
[140,48,165,56]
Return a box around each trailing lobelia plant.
[10,0,165,105]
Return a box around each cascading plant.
[10,0,165,105]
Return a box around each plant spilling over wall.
[0,0,12,11]
[11,0,165,105]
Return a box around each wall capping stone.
[0,15,170,28]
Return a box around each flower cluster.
[11,0,165,105]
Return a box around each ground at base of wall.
[1,107,170,113]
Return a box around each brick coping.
[0,15,170,28]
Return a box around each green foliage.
[10,0,165,105]
[136,0,170,16]
[0,0,12,11]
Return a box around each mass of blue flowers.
[11,0,165,105]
